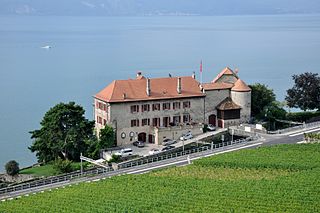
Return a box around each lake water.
[0,15,320,172]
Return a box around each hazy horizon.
[1,0,320,16]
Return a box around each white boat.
[41,45,51,49]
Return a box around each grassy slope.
[1,144,320,212]
[19,162,85,177]
[19,164,57,177]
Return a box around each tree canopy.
[285,72,320,111]
[99,125,115,148]
[87,125,115,159]
[29,102,95,163]
[249,83,276,118]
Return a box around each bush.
[287,111,320,123]
[108,154,121,163]
[53,159,73,174]
[5,160,19,176]
[304,133,320,142]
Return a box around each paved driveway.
[123,128,228,157]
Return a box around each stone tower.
[230,79,251,123]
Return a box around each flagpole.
[200,60,203,84]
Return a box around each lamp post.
[182,139,185,152]
[80,153,83,175]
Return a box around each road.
[261,126,320,146]
[1,125,319,200]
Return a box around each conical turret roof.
[231,79,251,92]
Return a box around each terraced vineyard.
[1,144,320,212]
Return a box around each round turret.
[231,79,251,122]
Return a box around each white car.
[180,132,193,141]
[149,148,161,155]
[114,148,133,157]
[207,124,216,131]
[162,138,177,146]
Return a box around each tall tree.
[249,83,276,117]
[29,102,95,163]
[286,72,320,111]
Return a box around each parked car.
[162,138,177,146]
[207,124,216,131]
[133,141,145,148]
[114,148,133,157]
[180,132,193,141]
[161,145,175,151]
[149,148,161,155]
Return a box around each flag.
[200,60,203,73]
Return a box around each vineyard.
[1,144,320,212]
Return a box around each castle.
[94,67,251,146]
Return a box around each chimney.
[192,71,196,79]
[146,78,151,96]
[177,77,182,94]
[136,71,142,79]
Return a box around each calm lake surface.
[0,15,320,172]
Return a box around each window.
[103,119,107,125]
[142,118,150,126]
[183,101,191,109]
[152,103,160,111]
[173,102,181,110]
[130,105,139,113]
[173,115,181,125]
[142,104,150,112]
[97,116,103,124]
[183,114,191,123]
[152,118,160,127]
[163,103,170,110]
[163,117,170,127]
[131,119,139,127]
[96,101,107,111]
[217,109,240,120]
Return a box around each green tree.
[286,72,320,111]
[86,125,115,159]
[99,125,115,148]
[249,83,276,118]
[29,102,95,163]
[264,102,287,130]
[5,160,19,176]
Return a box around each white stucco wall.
[105,97,205,146]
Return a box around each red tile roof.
[212,67,238,83]
[95,76,205,103]
[202,82,234,91]
[231,79,251,92]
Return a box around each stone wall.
[204,89,230,125]
[155,124,204,145]
[231,91,251,123]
